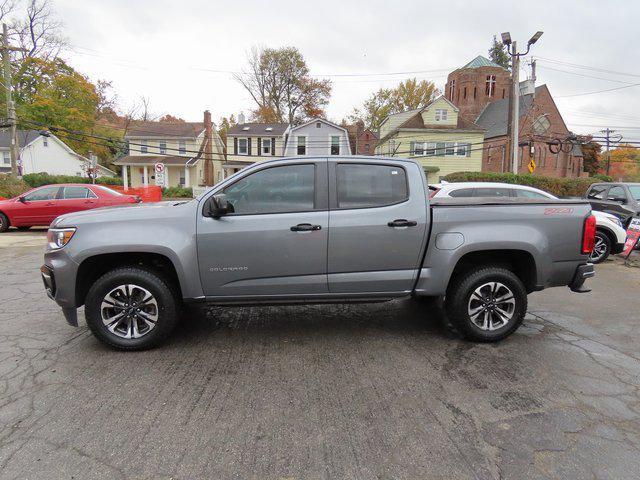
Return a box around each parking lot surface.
[1,231,639,479]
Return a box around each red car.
[0,183,139,232]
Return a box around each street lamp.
[500,31,544,174]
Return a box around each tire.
[589,231,611,264]
[84,267,179,350]
[0,213,8,233]
[445,267,527,342]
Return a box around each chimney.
[238,112,245,125]
[203,110,214,186]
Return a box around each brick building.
[446,56,585,178]
[345,121,378,155]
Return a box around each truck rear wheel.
[445,267,527,342]
[84,267,178,350]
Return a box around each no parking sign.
[154,162,165,187]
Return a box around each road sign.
[527,158,536,174]
[154,162,165,187]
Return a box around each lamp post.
[501,31,543,174]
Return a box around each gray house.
[283,118,351,157]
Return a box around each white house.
[0,129,115,177]
[283,118,351,157]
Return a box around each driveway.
[1,233,639,479]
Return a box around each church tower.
[445,55,511,120]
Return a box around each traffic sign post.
[154,162,165,187]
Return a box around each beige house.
[225,121,290,177]
[376,96,485,180]
[114,112,225,188]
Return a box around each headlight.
[47,228,76,250]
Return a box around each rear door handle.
[388,219,417,227]
[291,223,322,232]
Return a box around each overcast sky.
[56,0,640,140]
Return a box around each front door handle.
[291,223,322,232]
[388,219,417,227]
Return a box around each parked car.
[0,184,139,232]
[430,182,627,263]
[42,156,595,350]
[585,182,640,228]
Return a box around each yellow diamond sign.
[527,158,536,173]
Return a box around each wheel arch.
[447,249,537,294]
[75,252,182,307]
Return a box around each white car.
[430,182,627,264]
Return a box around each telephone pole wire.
[601,128,616,176]
[1,23,27,177]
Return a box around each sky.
[53,0,640,141]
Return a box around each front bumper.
[42,248,80,327]
[568,263,595,293]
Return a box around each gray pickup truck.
[42,156,596,350]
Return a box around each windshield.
[629,185,640,200]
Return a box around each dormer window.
[179,140,186,155]
[159,140,166,155]
[242,126,250,131]
[265,127,273,132]
[316,122,321,128]
[435,109,448,121]
[140,139,148,153]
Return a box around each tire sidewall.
[85,268,177,350]
[447,268,527,342]
[590,231,611,264]
[0,213,8,233]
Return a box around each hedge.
[22,172,122,188]
[0,174,29,198]
[162,186,193,198]
[441,171,609,198]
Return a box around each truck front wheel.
[84,267,179,350]
[446,267,527,342]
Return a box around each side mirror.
[205,194,230,219]
[18,196,26,203]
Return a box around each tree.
[348,78,439,132]
[217,114,236,148]
[488,35,510,69]
[12,57,119,159]
[11,0,66,61]
[579,139,602,176]
[235,46,331,124]
[606,145,640,181]
[157,114,185,123]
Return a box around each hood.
[51,200,196,228]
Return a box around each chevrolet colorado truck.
[42,156,596,350]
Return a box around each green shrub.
[162,186,193,198]
[0,174,29,198]
[22,172,122,188]
[441,171,609,198]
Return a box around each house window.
[297,136,306,155]
[43,137,48,147]
[473,87,477,98]
[2,151,9,165]
[330,136,340,155]
[389,139,396,155]
[456,143,468,156]
[179,170,186,186]
[485,75,496,96]
[445,142,456,156]
[238,138,248,155]
[448,80,455,99]
[316,122,322,128]
[179,140,186,155]
[533,115,551,135]
[463,87,467,99]
[140,139,148,153]
[159,140,167,155]
[425,142,436,156]
[435,109,448,121]
[262,138,272,155]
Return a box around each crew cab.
[41,157,596,350]
[0,183,139,232]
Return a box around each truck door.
[197,161,329,298]
[327,160,428,293]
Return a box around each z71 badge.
[544,207,574,215]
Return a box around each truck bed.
[430,197,592,207]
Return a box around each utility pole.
[601,128,616,176]
[1,23,26,177]
[501,30,543,175]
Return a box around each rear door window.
[61,186,95,199]
[336,164,408,209]
[474,187,511,197]
[607,186,626,201]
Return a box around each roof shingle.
[126,122,205,138]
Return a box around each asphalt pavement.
[1,230,639,480]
